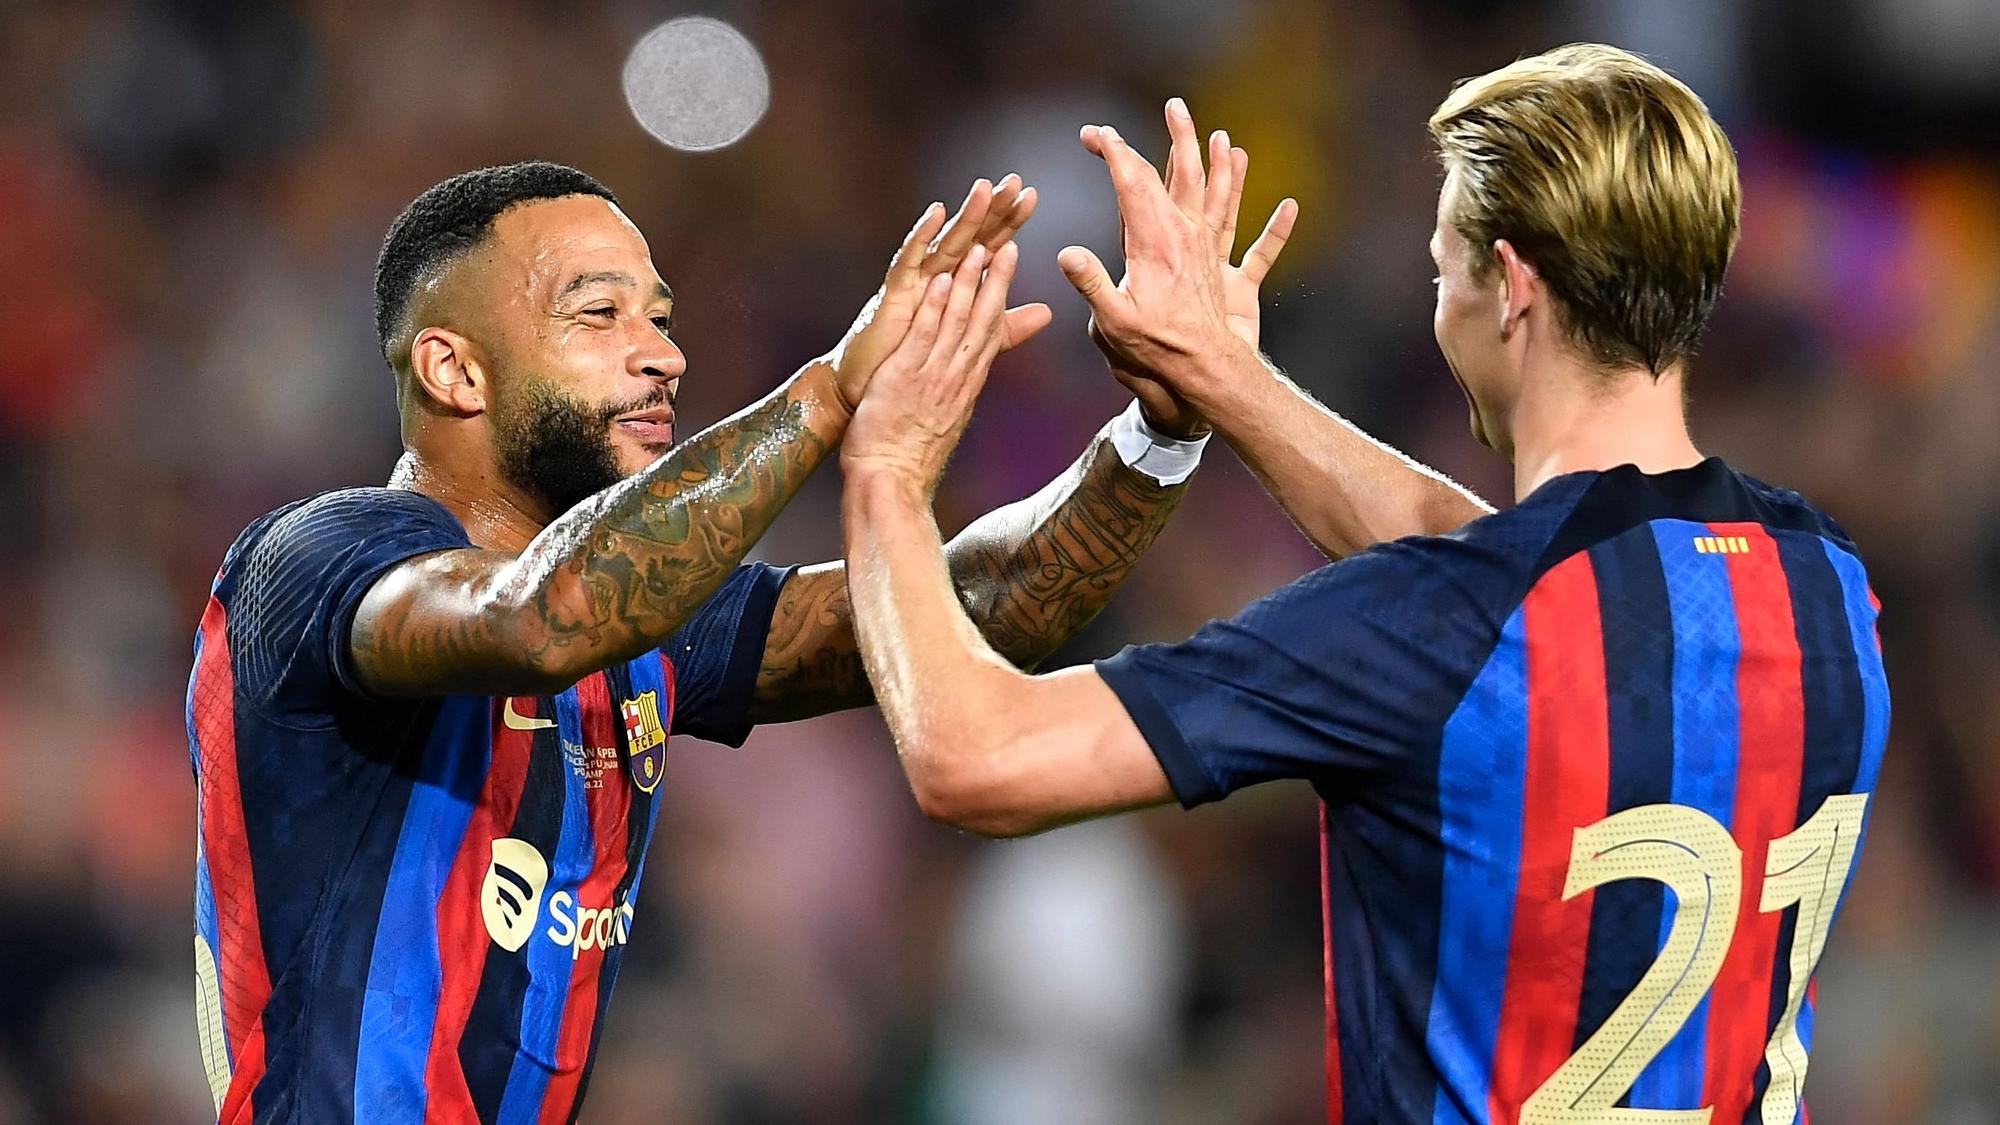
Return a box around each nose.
[630,330,686,384]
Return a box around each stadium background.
[3,0,1999,1121]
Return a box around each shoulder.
[1732,470,1862,557]
[220,488,467,591]
[258,487,464,545]
[213,488,471,713]
[1305,469,1595,619]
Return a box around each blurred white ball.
[621,17,770,152]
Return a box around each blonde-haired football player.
[839,45,1888,1123]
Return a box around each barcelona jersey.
[187,488,789,1124]
[1098,458,1889,1124]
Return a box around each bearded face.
[490,371,673,515]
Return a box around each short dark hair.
[373,161,619,368]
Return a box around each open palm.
[1078,103,1298,438]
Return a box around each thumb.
[999,303,1054,352]
[1057,246,1121,315]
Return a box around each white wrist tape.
[1107,398,1210,486]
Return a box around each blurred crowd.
[3,0,1999,1122]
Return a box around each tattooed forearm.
[749,429,1188,723]
[351,365,847,697]
[949,436,1185,667]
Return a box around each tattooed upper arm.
[350,366,847,699]
[749,563,870,724]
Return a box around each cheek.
[1433,280,1469,353]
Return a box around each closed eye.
[581,305,617,321]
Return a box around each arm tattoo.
[353,368,844,694]
[750,432,1187,723]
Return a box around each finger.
[1163,98,1204,214]
[926,243,988,368]
[980,185,1038,253]
[884,272,953,376]
[930,178,996,271]
[999,302,1054,352]
[966,241,1021,354]
[1240,197,1299,285]
[1080,124,1174,233]
[888,202,947,285]
[1222,147,1249,257]
[971,174,1023,248]
[1056,245,1131,324]
[1206,136,1244,258]
[959,245,1020,407]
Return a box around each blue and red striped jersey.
[1098,458,1889,1124]
[187,488,789,1125]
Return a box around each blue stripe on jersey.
[353,696,491,1119]
[1426,607,1530,1125]
[1821,539,1889,1000]
[1633,519,1744,1107]
[1572,532,1676,1077]
[496,683,594,1122]
[623,657,669,896]
[1794,988,1817,1118]
[1820,541,1889,800]
[1778,534,1867,813]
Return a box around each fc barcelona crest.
[621,690,667,793]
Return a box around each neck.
[389,449,550,552]
[1505,356,1704,501]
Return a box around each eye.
[581,305,616,321]
[650,315,673,334]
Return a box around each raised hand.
[1061,98,1297,409]
[841,240,1019,496]
[828,177,1053,412]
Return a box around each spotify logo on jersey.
[479,837,639,958]
[482,838,550,953]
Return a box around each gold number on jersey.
[1521,794,1870,1124]
[1522,804,1741,1124]
[194,935,232,1112]
[1756,793,1868,1125]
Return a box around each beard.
[491,373,667,515]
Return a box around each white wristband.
[1107,399,1210,486]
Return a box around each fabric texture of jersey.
[1097,458,1890,1125]
[188,487,790,1125]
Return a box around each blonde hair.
[1428,43,1741,374]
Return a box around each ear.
[1491,239,1539,338]
[408,327,491,416]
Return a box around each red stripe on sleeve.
[1321,803,1343,1124]
[537,672,634,1124]
[194,597,273,1125]
[1702,522,1807,1119]
[659,650,678,728]
[1487,553,1613,1125]
[420,701,539,1116]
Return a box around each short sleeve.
[1095,535,1512,808]
[663,562,794,747]
[226,488,471,716]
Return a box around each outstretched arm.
[750,423,1189,724]
[1183,350,1490,559]
[350,183,1047,698]
[353,364,851,697]
[838,235,1173,836]
[1062,99,1491,560]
